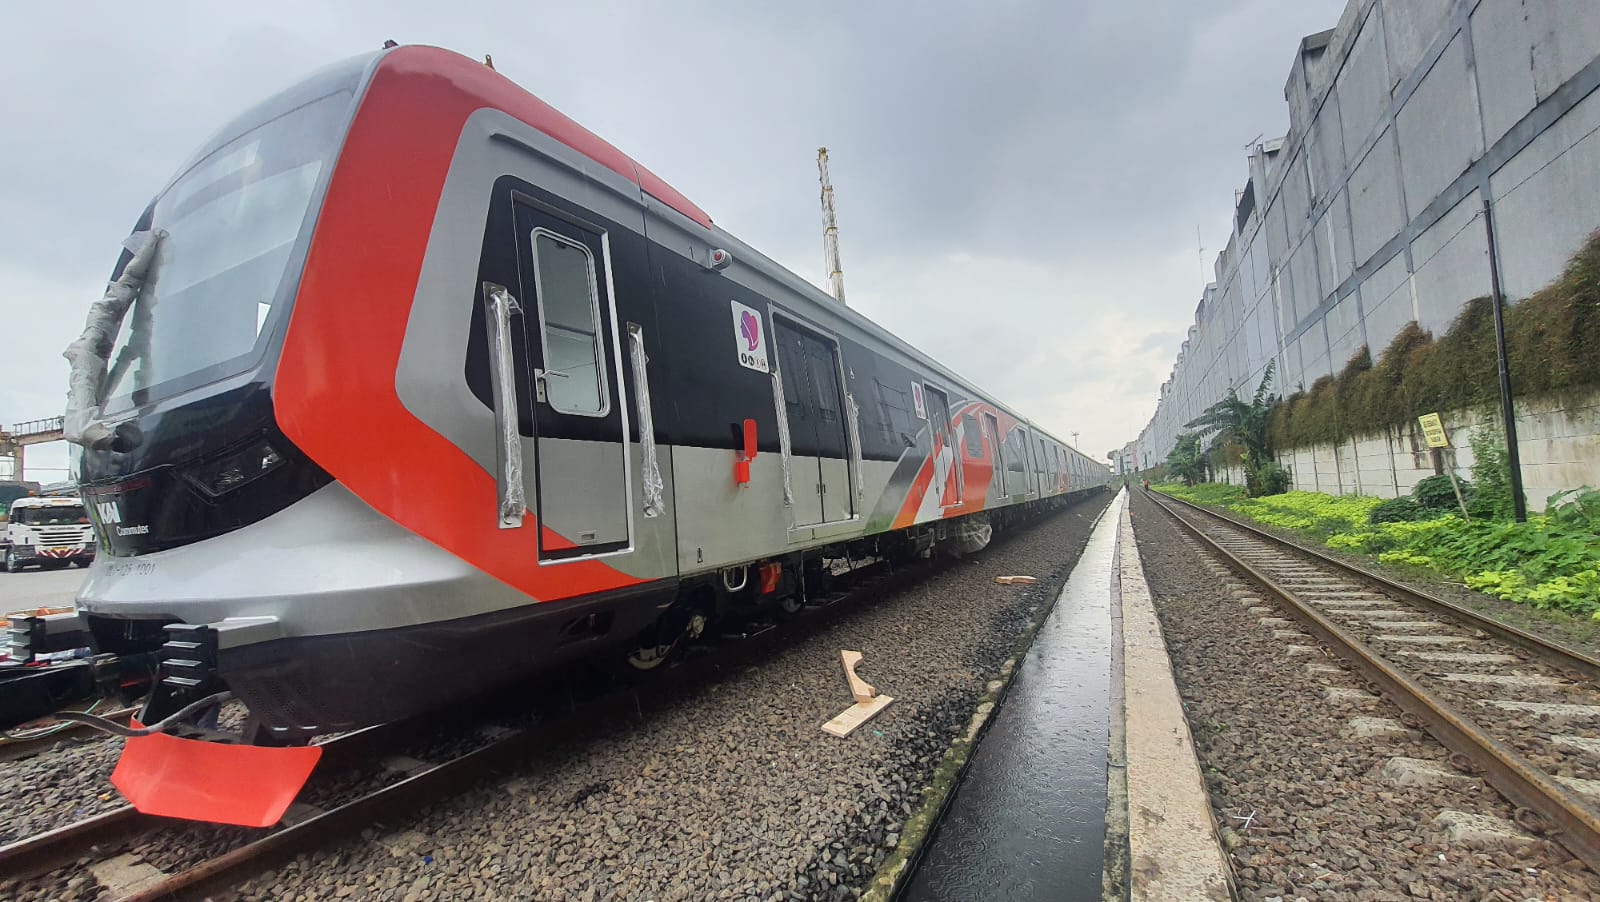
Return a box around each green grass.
[1154,484,1600,617]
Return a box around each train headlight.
[185,440,286,497]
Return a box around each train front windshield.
[100,90,352,410]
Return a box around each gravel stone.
[203,497,1112,900]
[1131,491,1600,901]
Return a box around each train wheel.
[625,642,674,671]
[625,610,708,671]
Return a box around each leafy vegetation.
[1369,497,1428,524]
[1165,433,1208,487]
[1185,363,1283,497]
[1412,474,1465,511]
[1154,482,1600,617]
[1468,423,1523,520]
[1267,229,1600,451]
[1154,482,1245,506]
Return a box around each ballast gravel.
[0,736,121,845]
[134,495,1108,902]
[1130,491,1600,901]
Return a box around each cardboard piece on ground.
[840,649,877,703]
[823,695,894,737]
[995,575,1038,585]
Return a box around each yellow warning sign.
[1418,413,1450,449]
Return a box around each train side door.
[513,202,631,559]
[774,318,854,524]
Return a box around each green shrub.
[1370,497,1429,524]
[1413,474,1469,511]
[1256,461,1291,496]
[1469,425,1520,520]
[1547,487,1600,530]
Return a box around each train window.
[1005,429,1026,473]
[984,412,1004,473]
[530,228,607,416]
[962,414,983,457]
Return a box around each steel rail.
[1152,490,1600,681]
[1144,491,1600,875]
[0,719,415,883]
[0,705,141,764]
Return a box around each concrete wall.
[1134,0,1600,475]
[1272,392,1600,511]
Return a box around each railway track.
[1144,489,1600,874]
[1,705,142,764]
[0,541,975,901]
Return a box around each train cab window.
[962,414,983,457]
[530,228,607,416]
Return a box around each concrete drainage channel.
[878,490,1233,901]
[865,497,1117,900]
[1132,490,1600,900]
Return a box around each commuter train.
[66,45,1108,821]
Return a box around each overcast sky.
[1,0,1346,480]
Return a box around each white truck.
[3,496,96,572]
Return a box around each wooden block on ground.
[840,650,876,703]
[995,575,1039,585]
[823,695,894,737]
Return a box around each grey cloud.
[2,0,1347,469]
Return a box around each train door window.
[923,385,960,507]
[1004,426,1027,497]
[1034,435,1047,493]
[530,229,607,416]
[983,412,1003,484]
[962,414,984,458]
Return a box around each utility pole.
[1071,431,1080,448]
[1481,197,1527,522]
[817,148,846,305]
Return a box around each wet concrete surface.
[0,565,85,608]
[902,494,1121,900]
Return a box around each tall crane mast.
[817,147,847,305]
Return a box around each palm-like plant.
[1185,363,1284,495]
[1166,432,1208,486]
